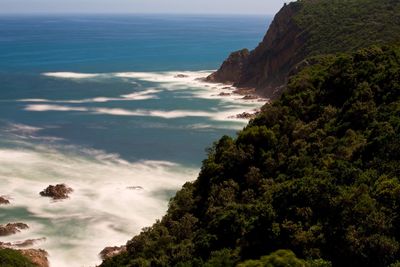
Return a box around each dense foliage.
[294,0,400,56]
[102,45,400,267]
[0,249,36,267]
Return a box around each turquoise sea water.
[0,15,271,266]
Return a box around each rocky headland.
[207,0,400,99]
[100,1,400,266]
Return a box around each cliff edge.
[208,0,400,98]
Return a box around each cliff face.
[208,2,305,98]
[206,49,249,84]
[209,0,400,98]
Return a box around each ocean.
[0,14,271,266]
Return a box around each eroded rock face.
[0,223,29,236]
[40,184,73,200]
[207,2,306,98]
[20,249,49,267]
[206,49,250,84]
[99,246,127,260]
[0,196,10,205]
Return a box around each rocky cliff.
[207,2,305,98]
[208,0,400,98]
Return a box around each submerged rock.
[0,196,10,205]
[126,186,143,190]
[0,237,46,248]
[218,92,231,96]
[242,95,258,100]
[40,184,73,200]
[0,223,29,236]
[99,246,127,260]
[174,74,189,78]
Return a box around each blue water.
[0,15,266,72]
[0,14,270,165]
[0,15,271,266]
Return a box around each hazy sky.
[0,0,286,15]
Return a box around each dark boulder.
[0,196,10,205]
[0,223,29,236]
[40,184,73,200]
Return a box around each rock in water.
[174,74,188,78]
[0,196,10,205]
[0,238,46,248]
[126,186,143,190]
[40,184,73,200]
[218,92,231,96]
[0,223,29,236]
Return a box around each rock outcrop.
[40,184,73,200]
[0,223,29,236]
[174,74,189,78]
[20,249,49,267]
[99,246,127,260]
[207,2,304,98]
[0,196,10,205]
[206,49,250,84]
[208,0,400,98]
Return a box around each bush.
[0,249,36,267]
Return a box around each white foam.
[37,70,267,121]
[24,104,88,112]
[18,99,50,103]
[0,142,197,267]
[23,103,261,124]
[18,88,160,104]
[42,72,100,79]
[5,123,43,135]
[114,70,268,106]
[91,107,213,119]
[23,103,248,122]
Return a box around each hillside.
[101,44,400,267]
[207,0,400,98]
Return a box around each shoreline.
[0,70,268,267]
[196,75,269,119]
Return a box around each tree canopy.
[101,45,400,267]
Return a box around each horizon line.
[0,12,275,17]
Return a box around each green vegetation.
[237,250,331,267]
[0,249,36,267]
[294,0,400,55]
[101,45,400,267]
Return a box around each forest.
[101,45,400,267]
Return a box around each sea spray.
[0,133,197,267]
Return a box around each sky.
[0,0,286,15]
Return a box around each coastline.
[0,70,268,267]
